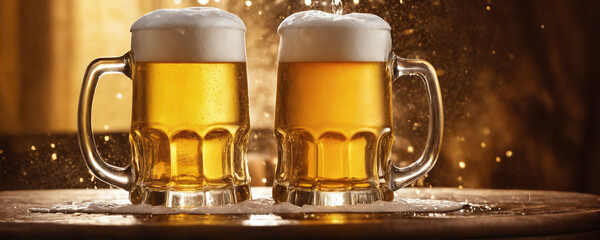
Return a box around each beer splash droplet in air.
[332,0,343,15]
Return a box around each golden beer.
[78,8,253,207]
[130,62,250,195]
[273,62,394,202]
[274,10,443,206]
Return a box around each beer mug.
[273,11,443,206]
[78,8,251,207]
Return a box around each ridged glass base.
[272,183,393,206]
[131,184,251,207]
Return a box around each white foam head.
[278,10,391,62]
[131,7,246,62]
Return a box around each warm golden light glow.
[0,0,592,195]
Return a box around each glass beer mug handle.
[388,52,444,190]
[77,52,134,190]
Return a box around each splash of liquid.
[27,188,464,215]
[332,0,343,15]
[29,197,464,215]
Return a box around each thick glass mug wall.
[78,7,251,207]
[273,11,443,206]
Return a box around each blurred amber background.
[0,0,598,194]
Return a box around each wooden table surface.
[1,187,599,239]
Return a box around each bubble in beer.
[131,7,246,63]
[278,10,391,62]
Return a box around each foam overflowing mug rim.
[277,10,391,62]
[130,7,247,63]
[131,7,246,31]
[278,10,391,32]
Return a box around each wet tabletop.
[1,187,599,239]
